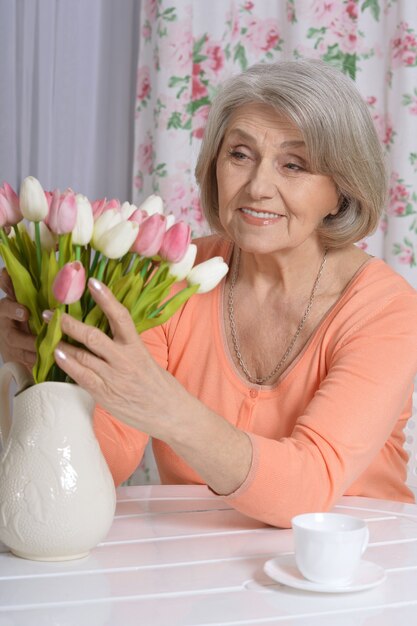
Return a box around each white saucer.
[263,554,386,593]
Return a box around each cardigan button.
[249,389,258,398]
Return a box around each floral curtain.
[130,0,417,485]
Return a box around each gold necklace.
[228,247,328,385]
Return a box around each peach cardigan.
[94,235,417,527]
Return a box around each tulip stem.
[34,221,42,277]
[96,257,107,282]
[85,257,107,315]
[58,236,66,269]
[140,258,152,279]
[122,252,134,275]
[0,228,9,246]
[89,250,101,277]
[75,245,81,261]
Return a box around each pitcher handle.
[0,362,34,447]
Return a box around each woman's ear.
[329,194,349,217]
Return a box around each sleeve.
[223,293,417,527]
[93,323,169,485]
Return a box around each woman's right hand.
[0,269,37,370]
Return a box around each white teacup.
[292,512,369,587]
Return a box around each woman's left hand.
[53,277,192,440]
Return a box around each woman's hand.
[52,277,193,441]
[53,277,252,495]
[0,269,37,370]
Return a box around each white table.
[1,485,417,625]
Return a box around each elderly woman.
[1,59,417,528]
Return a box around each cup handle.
[0,362,33,448]
[361,526,370,555]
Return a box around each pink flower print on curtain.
[136,66,151,110]
[243,17,281,54]
[388,172,417,218]
[133,0,417,275]
[366,96,396,150]
[391,22,417,68]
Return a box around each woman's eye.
[285,162,303,171]
[229,149,249,161]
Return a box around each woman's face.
[216,103,340,255]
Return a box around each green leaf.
[361,0,380,21]
[136,284,198,333]
[168,75,190,88]
[68,299,83,321]
[84,303,104,328]
[186,96,211,115]
[104,258,123,288]
[38,249,51,313]
[161,7,176,21]
[120,273,144,313]
[342,53,357,80]
[19,226,38,279]
[154,163,167,177]
[307,27,326,39]
[193,35,207,60]
[59,232,74,267]
[168,111,184,129]
[119,252,134,275]
[233,42,248,71]
[0,243,42,334]
[47,249,60,309]
[33,309,63,383]
[131,275,175,323]
[111,274,136,303]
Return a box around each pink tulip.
[0,202,7,228]
[91,198,107,219]
[159,221,191,263]
[0,182,22,225]
[128,208,147,225]
[45,190,54,209]
[46,189,77,235]
[105,199,120,212]
[91,197,120,220]
[131,213,166,257]
[52,261,86,304]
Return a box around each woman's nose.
[245,159,277,200]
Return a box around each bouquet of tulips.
[0,176,228,384]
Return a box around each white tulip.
[72,194,94,245]
[19,176,49,222]
[187,256,229,293]
[91,209,122,250]
[120,201,138,220]
[165,213,176,230]
[28,221,57,252]
[169,244,197,281]
[95,220,139,259]
[138,194,164,216]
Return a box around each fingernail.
[54,348,67,361]
[42,310,53,322]
[15,308,25,320]
[89,277,103,292]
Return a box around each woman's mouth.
[239,207,283,224]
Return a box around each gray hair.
[195,59,387,248]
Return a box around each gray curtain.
[0,0,140,202]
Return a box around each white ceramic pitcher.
[0,362,116,561]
